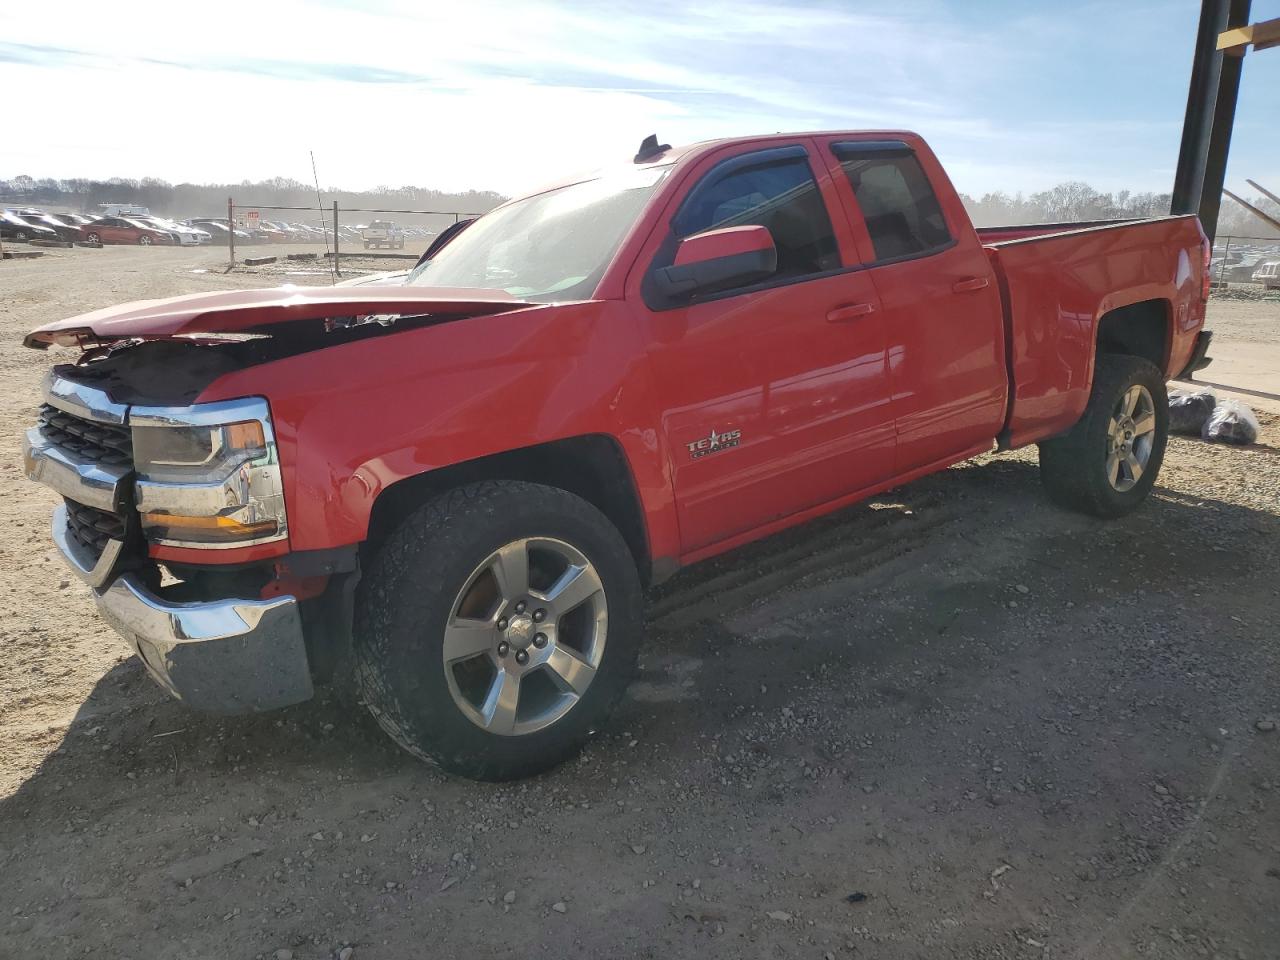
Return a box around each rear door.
[99,218,131,242]
[816,136,1007,472]
[635,141,895,555]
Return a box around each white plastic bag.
[1201,400,1260,445]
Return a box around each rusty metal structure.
[1172,3,1280,240]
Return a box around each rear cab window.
[831,142,951,263]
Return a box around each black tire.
[1038,355,1168,518]
[85,232,100,244]
[354,480,643,780]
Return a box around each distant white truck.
[361,220,405,250]
[99,203,152,218]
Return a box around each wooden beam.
[1218,16,1280,54]
[1223,189,1280,232]
[1246,179,1280,208]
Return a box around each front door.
[637,142,896,555]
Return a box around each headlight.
[131,398,287,549]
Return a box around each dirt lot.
[2,245,1279,960]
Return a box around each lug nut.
[533,609,546,623]
[497,617,509,631]
[533,633,548,649]
[497,640,510,657]
[514,601,527,614]
[515,650,529,665]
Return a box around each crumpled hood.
[24,285,539,349]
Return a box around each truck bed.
[974,218,1133,245]
[981,214,1207,449]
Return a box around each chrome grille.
[65,498,127,554]
[38,403,133,468]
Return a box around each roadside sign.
[245,211,260,231]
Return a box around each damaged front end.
[23,368,318,713]
[21,286,539,713]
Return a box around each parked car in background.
[362,220,405,249]
[1225,259,1265,282]
[249,222,289,243]
[132,216,207,245]
[186,219,254,245]
[1252,260,1280,289]
[12,210,85,243]
[81,217,175,245]
[265,221,310,242]
[1,210,59,242]
[56,213,98,228]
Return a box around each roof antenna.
[634,134,671,163]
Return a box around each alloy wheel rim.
[443,537,608,736]
[1106,384,1156,492]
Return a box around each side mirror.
[653,225,777,299]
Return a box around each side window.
[675,151,840,281]
[832,144,951,262]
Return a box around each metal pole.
[1198,0,1252,241]
[1172,0,1228,215]
[1218,234,1232,283]
[332,200,340,275]
[228,196,235,268]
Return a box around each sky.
[2,0,1278,200]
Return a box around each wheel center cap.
[505,614,536,650]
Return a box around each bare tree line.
[960,181,1280,238]
[2,172,1277,238]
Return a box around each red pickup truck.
[23,130,1212,780]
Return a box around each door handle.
[952,276,990,293]
[826,302,876,323]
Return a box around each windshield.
[407,165,669,301]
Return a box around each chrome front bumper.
[26,372,313,714]
[97,572,313,714]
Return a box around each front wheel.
[138,235,153,246]
[1038,355,1168,518]
[355,481,642,781]
[85,232,101,244]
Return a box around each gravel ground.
[1,244,1278,960]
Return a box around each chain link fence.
[1210,234,1280,292]
[225,200,483,273]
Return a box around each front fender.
[198,301,681,564]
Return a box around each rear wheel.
[355,481,642,781]
[1038,355,1168,518]
[85,232,101,244]
[138,235,153,246]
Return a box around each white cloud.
[2,0,1274,198]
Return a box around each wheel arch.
[364,434,654,586]
[1095,297,1172,373]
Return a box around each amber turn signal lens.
[141,512,278,544]
[225,420,266,451]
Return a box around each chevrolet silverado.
[22,130,1212,780]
